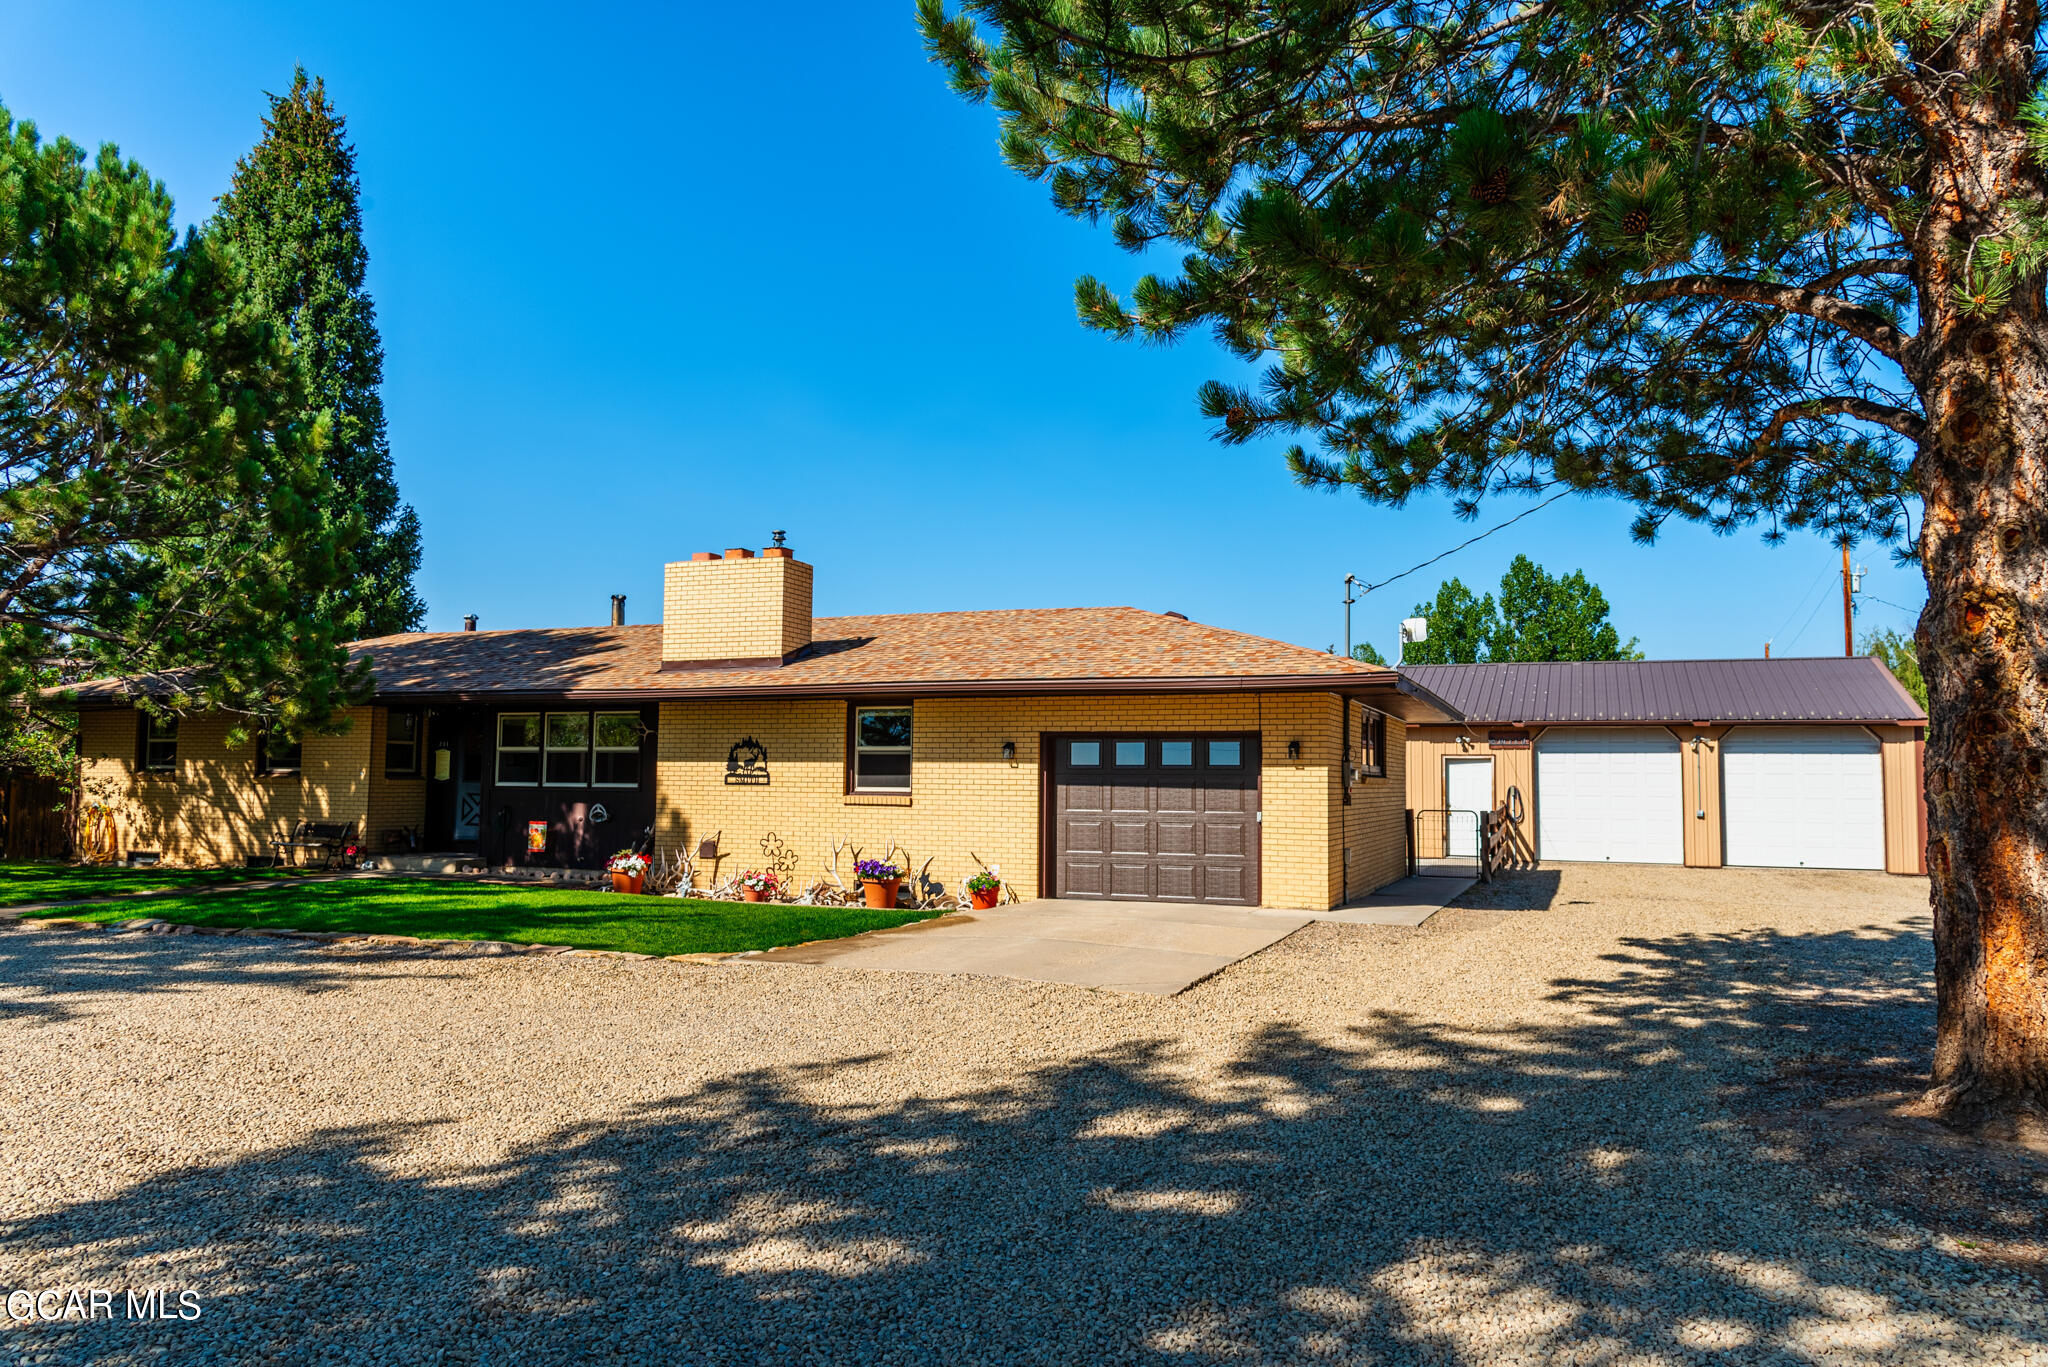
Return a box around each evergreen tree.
[1487,556,1643,662]
[1400,578,1495,665]
[0,106,367,732]
[215,68,422,638]
[1349,641,1387,666]
[923,0,2048,1130]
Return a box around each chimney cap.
[723,547,755,559]
[610,594,627,627]
[462,614,478,632]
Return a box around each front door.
[1445,756,1493,857]
[453,737,483,842]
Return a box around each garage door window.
[1115,741,1146,765]
[1160,741,1193,766]
[853,707,912,792]
[1208,740,1241,766]
[1070,741,1100,766]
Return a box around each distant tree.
[1400,557,1638,664]
[1400,578,1495,664]
[0,106,368,732]
[215,68,423,638]
[1488,556,1643,662]
[1350,641,1386,666]
[1864,626,1929,711]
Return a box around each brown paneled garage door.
[1052,734,1260,905]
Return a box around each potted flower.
[855,857,904,909]
[607,849,650,894]
[736,869,778,903]
[965,866,1002,911]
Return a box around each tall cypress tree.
[215,68,423,638]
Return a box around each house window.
[139,714,178,772]
[852,706,911,792]
[544,712,590,786]
[496,713,541,785]
[593,712,642,787]
[1360,711,1387,777]
[385,710,422,778]
[256,732,302,777]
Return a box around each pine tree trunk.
[1916,318,2048,1140]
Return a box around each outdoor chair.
[270,819,358,869]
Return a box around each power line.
[1354,489,1575,596]
[1861,593,1923,618]
[1783,584,1834,652]
[1768,565,1835,646]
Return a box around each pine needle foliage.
[0,107,369,734]
[917,0,2003,547]
[215,69,423,638]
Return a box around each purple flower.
[855,858,903,881]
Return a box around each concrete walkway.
[751,898,1315,995]
[1305,874,1476,928]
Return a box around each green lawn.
[14,876,944,956]
[0,861,316,907]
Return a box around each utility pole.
[1343,574,1358,660]
[1842,544,1855,656]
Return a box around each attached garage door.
[1054,734,1259,905]
[1536,727,1683,864]
[1722,726,1884,869]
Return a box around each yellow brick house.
[65,544,1454,910]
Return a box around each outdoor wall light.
[433,740,452,782]
[1286,739,1301,760]
[1001,741,1016,762]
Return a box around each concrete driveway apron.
[748,898,1315,995]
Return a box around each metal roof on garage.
[1396,657,1925,725]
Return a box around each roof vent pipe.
[610,594,626,626]
[462,614,478,632]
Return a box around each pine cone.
[1477,168,1512,206]
[1621,208,1650,235]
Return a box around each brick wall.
[660,553,813,662]
[363,707,429,848]
[653,690,1397,911]
[74,706,377,865]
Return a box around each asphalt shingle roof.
[1396,657,1925,725]
[64,608,1457,713]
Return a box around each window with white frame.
[852,706,911,792]
[496,713,541,785]
[544,713,591,785]
[593,712,641,787]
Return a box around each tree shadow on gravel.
[0,923,443,1025]
[6,921,2045,1366]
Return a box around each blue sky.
[3,1,1928,661]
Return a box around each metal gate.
[1405,808,1495,880]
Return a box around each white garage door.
[1722,727,1884,870]
[1536,727,1684,864]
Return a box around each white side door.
[1722,726,1884,869]
[1444,756,1493,857]
[1536,727,1684,864]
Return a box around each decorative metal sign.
[1488,730,1531,750]
[725,736,771,785]
[588,803,609,825]
[526,820,548,851]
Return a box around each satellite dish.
[1399,617,1429,645]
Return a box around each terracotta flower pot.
[862,878,901,909]
[741,887,768,903]
[611,871,644,895]
[969,886,1000,911]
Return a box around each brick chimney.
[661,544,813,667]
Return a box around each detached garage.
[1400,657,1927,875]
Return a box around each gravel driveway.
[3,864,2043,1366]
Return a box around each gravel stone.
[1,864,2042,1365]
